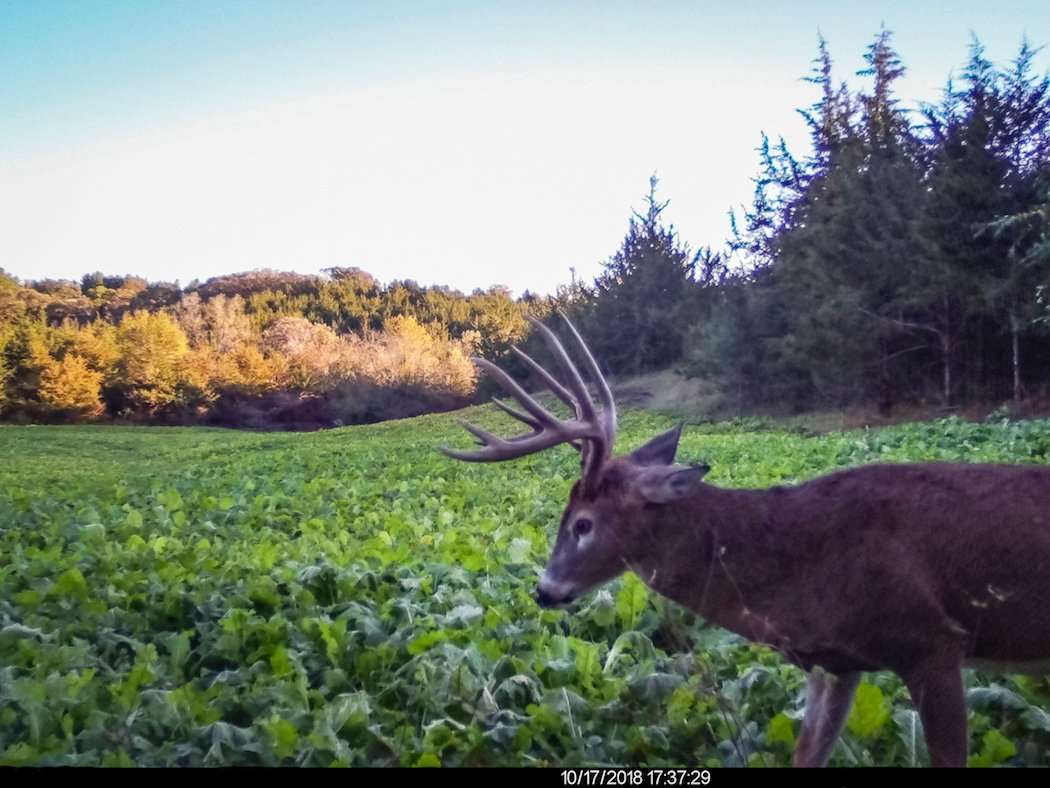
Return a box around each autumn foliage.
[0,267,524,428]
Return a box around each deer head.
[440,312,708,608]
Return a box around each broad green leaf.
[270,647,293,678]
[615,575,649,629]
[666,685,696,724]
[970,729,1017,767]
[263,717,299,761]
[846,683,890,739]
[52,568,88,600]
[766,712,796,748]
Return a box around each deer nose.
[535,587,557,608]
[535,584,575,608]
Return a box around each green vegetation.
[3,412,1050,766]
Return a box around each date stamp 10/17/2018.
[560,770,712,787]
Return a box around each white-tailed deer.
[440,312,1050,768]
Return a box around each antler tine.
[523,313,613,475]
[510,346,580,417]
[489,397,582,451]
[438,416,584,463]
[557,310,617,451]
[490,396,542,432]
[457,419,504,447]
[525,315,596,422]
[472,357,559,428]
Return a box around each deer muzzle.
[535,574,576,608]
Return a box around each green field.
[2,409,1050,767]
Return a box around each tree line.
[0,267,549,428]
[3,28,1049,428]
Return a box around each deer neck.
[626,484,789,645]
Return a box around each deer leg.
[793,670,861,767]
[901,654,968,767]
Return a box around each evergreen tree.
[980,176,1050,400]
[913,38,1007,404]
[744,30,926,408]
[978,41,1050,401]
[729,133,806,272]
[799,33,857,171]
[584,175,701,375]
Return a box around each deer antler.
[440,311,617,488]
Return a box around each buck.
[440,312,1050,768]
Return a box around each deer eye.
[573,518,593,539]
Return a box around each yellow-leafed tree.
[114,311,190,413]
[52,319,121,380]
[38,353,104,421]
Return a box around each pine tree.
[858,26,910,150]
[729,133,806,272]
[979,40,1050,402]
[746,30,926,408]
[799,33,857,171]
[920,38,1050,403]
[583,175,702,375]
[980,176,1050,401]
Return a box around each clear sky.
[2,1,1048,296]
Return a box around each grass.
[1,407,1050,766]
[0,424,266,489]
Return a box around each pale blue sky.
[2,1,1048,295]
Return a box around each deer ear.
[633,463,709,504]
[629,423,684,467]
